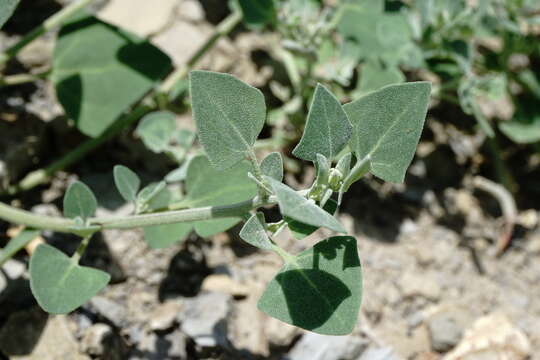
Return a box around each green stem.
[0,0,94,66]
[71,234,92,263]
[3,105,152,195]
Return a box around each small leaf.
[240,213,273,250]
[190,71,266,170]
[286,199,338,240]
[357,60,405,95]
[293,84,352,161]
[51,15,172,137]
[237,0,276,27]
[137,181,166,206]
[258,236,362,335]
[144,223,192,249]
[0,0,19,28]
[343,82,431,183]
[113,165,141,202]
[0,230,40,266]
[63,181,97,221]
[194,219,239,238]
[136,111,177,153]
[30,244,110,314]
[265,177,345,233]
[261,152,283,181]
[336,153,352,179]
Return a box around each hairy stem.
[0,0,94,66]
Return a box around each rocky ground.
[1,0,539,359]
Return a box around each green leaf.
[51,15,171,137]
[143,223,192,249]
[190,71,266,170]
[265,176,345,233]
[30,244,110,314]
[356,60,405,95]
[0,0,19,28]
[260,152,283,181]
[0,230,40,266]
[238,0,276,27]
[293,84,352,161]
[286,199,338,240]
[258,236,362,335]
[137,181,166,206]
[63,181,97,221]
[240,213,273,250]
[180,155,258,237]
[499,99,540,143]
[113,165,141,202]
[135,111,177,153]
[336,153,352,179]
[343,82,431,183]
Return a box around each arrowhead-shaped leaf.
[30,244,110,314]
[190,71,266,170]
[51,15,171,137]
[265,177,345,233]
[144,223,192,249]
[0,0,19,28]
[240,213,273,250]
[261,152,283,181]
[113,165,141,202]
[0,229,40,266]
[343,82,431,183]
[293,84,352,161]
[63,181,97,221]
[258,236,362,335]
[286,199,338,240]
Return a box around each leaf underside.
[63,181,97,221]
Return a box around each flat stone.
[400,271,441,300]
[444,313,531,360]
[177,0,205,22]
[98,0,178,37]
[427,312,463,352]
[180,292,231,348]
[286,332,369,360]
[80,323,113,356]
[149,300,182,331]
[359,347,401,360]
[201,274,250,297]
[90,296,127,327]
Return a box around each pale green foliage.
[63,181,97,221]
[0,0,19,28]
[239,213,274,250]
[356,60,405,95]
[260,152,283,181]
[144,223,192,249]
[51,15,171,137]
[30,244,110,314]
[293,84,352,161]
[190,70,266,170]
[265,176,345,233]
[136,111,177,153]
[113,165,141,203]
[0,230,40,266]
[344,82,431,183]
[286,199,338,240]
[258,236,362,335]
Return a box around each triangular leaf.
[265,177,345,233]
[286,199,338,240]
[113,165,141,202]
[293,84,352,161]
[190,71,266,170]
[30,244,110,314]
[63,181,97,221]
[51,15,172,137]
[261,152,283,181]
[258,236,362,335]
[343,82,430,183]
[240,213,273,250]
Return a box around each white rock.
[98,0,178,37]
[443,313,531,360]
[286,332,368,360]
[149,300,182,331]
